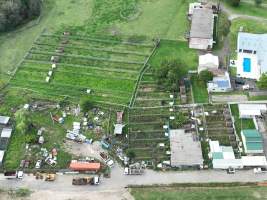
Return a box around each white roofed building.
[238,104,267,119]
[198,53,219,74]
[0,116,10,125]
[236,32,267,80]
[0,150,4,166]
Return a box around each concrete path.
[1,166,267,199]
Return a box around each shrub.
[257,73,267,89]
[199,70,214,83]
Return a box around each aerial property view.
[1,0,267,199]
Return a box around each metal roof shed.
[241,129,264,154]
[212,159,243,169]
[238,104,267,119]
[0,116,10,125]
[114,124,124,135]
[1,128,12,138]
[241,156,267,167]
[0,150,4,165]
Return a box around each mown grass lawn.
[131,186,267,200]
[222,0,267,19]
[249,95,267,101]
[149,40,198,70]
[191,75,209,104]
[116,0,194,40]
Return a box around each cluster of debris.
[124,162,146,175]
[66,122,92,143]
[35,147,58,168]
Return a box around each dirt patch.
[28,189,133,200]
[64,140,107,161]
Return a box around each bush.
[199,70,214,83]
[257,73,267,89]
[229,0,241,7]
[153,59,187,92]
[80,97,94,113]
[0,0,42,32]
[126,149,136,160]
[255,0,263,6]
[15,188,31,197]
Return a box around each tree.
[0,0,42,32]
[153,59,187,92]
[255,0,263,6]
[257,73,267,89]
[126,149,136,161]
[230,0,241,7]
[199,70,214,83]
[80,97,94,113]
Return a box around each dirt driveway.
[64,140,107,161]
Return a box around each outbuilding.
[207,72,232,93]
[241,129,264,154]
[238,104,267,119]
[69,161,101,172]
[198,53,219,74]
[0,150,4,166]
[0,116,10,125]
[189,8,214,50]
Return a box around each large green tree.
[199,70,214,83]
[229,0,241,7]
[153,59,187,92]
[257,73,267,89]
[0,0,41,32]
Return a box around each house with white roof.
[236,32,267,80]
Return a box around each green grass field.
[222,0,267,19]
[116,0,194,40]
[0,0,93,87]
[191,75,209,103]
[149,40,198,70]
[131,186,267,200]
[7,33,155,107]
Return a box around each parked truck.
[4,171,24,179]
[72,176,99,185]
[124,167,144,175]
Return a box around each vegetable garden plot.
[9,32,156,107]
[203,104,237,147]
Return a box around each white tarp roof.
[1,128,12,138]
[238,104,267,117]
[241,156,267,167]
[199,54,219,67]
[114,124,124,135]
[0,116,10,125]
[213,159,243,169]
[209,140,221,153]
[0,150,4,163]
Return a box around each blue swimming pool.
[243,58,251,72]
